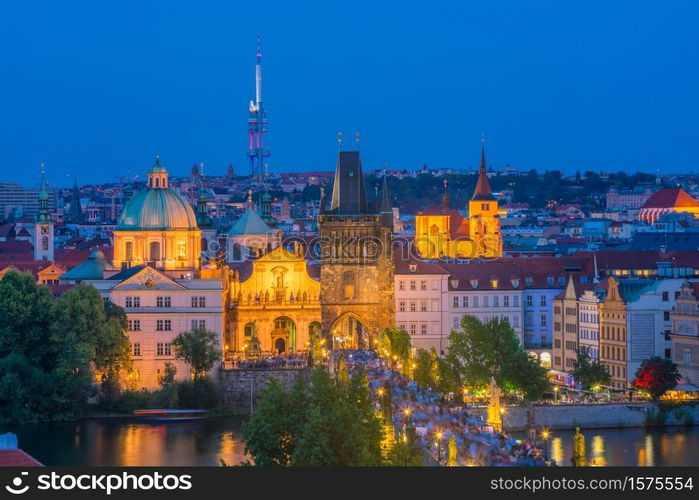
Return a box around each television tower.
[247,35,270,182]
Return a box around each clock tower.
[34,164,54,261]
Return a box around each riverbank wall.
[219,368,311,413]
[469,403,699,431]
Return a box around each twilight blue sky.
[1,0,698,187]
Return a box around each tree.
[379,327,411,371]
[571,347,610,391]
[634,357,681,400]
[172,328,222,379]
[447,316,550,401]
[0,270,54,368]
[243,368,383,466]
[413,349,433,389]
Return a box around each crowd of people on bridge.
[342,350,546,466]
[229,352,309,370]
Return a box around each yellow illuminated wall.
[113,229,202,273]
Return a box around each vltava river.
[5,418,699,466]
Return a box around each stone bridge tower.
[318,150,394,349]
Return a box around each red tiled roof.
[641,188,699,209]
[0,449,43,466]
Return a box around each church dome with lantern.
[117,157,198,231]
[112,156,202,274]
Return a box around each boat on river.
[132,409,209,422]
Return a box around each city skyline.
[1,1,698,185]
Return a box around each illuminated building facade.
[415,141,502,259]
[112,157,202,276]
[318,150,395,349]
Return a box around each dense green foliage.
[634,357,681,401]
[361,170,658,213]
[571,347,611,391]
[379,327,411,374]
[446,316,550,401]
[0,271,132,424]
[242,367,384,466]
[172,328,222,379]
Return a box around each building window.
[149,241,161,261]
[684,350,692,364]
[493,296,499,307]
[125,241,134,261]
[420,301,427,312]
[128,320,141,332]
[513,295,519,307]
[176,240,186,261]
[421,324,428,335]
[192,296,206,308]
[125,296,140,308]
[540,295,547,306]
[453,296,459,308]
[156,343,172,356]
[399,324,405,331]
[481,203,489,211]
[399,301,406,312]
[512,315,519,327]
[132,343,141,356]
[472,296,479,308]
[662,291,669,301]
[399,280,405,291]
[453,316,460,328]
[409,280,416,291]
[191,320,206,330]
[410,301,416,312]
[540,314,547,326]
[483,296,489,308]
[663,311,670,321]
[156,319,172,331]
[343,271,356,299]
[420,280,428,291]
[156,296,171,308]
[503,295,509,307]
[410,324,416,336]
[526,295,533,307]
[664,348,672,359]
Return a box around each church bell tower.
[34,164,54,261]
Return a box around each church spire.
[441,178,450,209]
[36,163,51,224]
[472,136,495,201]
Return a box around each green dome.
[117,187,198,231]
[60,249,116,280]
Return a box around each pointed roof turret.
[472,137,495,201]
[329,150,368,214]
[379,175,391,212]
[36,163,52,225]
[441,178,450,209]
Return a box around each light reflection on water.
[518,427,699,466]
[5,417,249,467]
[5,418,699,466]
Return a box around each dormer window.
[409,264,417,273]
[450,278,459,289]
[547,277,555,286]
[511,278,520,288]
[470,279,479,289]
[491,279,498,288]
[525,277,533,287]
[558,277,566,286]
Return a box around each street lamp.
[540,429,551,463]
[553,386,559,402]
[435,430,444,464]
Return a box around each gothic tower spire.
[472,136,494,201]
